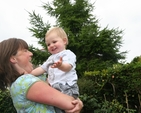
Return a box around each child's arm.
[51,57,72,72]
[31,67,45,76]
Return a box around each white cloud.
[94,0,141,62]
[0,0,49,48]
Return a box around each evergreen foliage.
[28,0,127,76]
[0,90,16,113]
[78,59,141,112]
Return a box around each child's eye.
[53,41,57,43]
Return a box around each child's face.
[45,32,67,54]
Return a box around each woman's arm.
[65,98,83,113]
[26,81,75,110]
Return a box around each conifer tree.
[28,0,127,76]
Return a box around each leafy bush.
[78,62,141,112]
[0,89,16,113]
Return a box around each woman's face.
[12,48,33,73]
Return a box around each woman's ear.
[10,56,17,64]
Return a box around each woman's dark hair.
[0,38,28,91]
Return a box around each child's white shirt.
[40,50,78,86]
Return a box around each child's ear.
[63,38,67,45]
[10,56,17,64]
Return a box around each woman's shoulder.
[17,74,40,82]
[11,74,41,89]
[10,74,41,97]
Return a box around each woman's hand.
[65,98,83,113]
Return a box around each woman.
[0,38,83,113]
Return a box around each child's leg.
[52,83,79,113]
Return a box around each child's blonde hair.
[45,27,68,45]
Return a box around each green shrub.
[78,62,141,112]
[0,90,16,113]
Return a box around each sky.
[0,0,141,63]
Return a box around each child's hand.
[51,57,62,68]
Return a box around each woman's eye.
[24,49,28,52]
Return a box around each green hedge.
[0,90,16,113]
[78,61,141,113]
